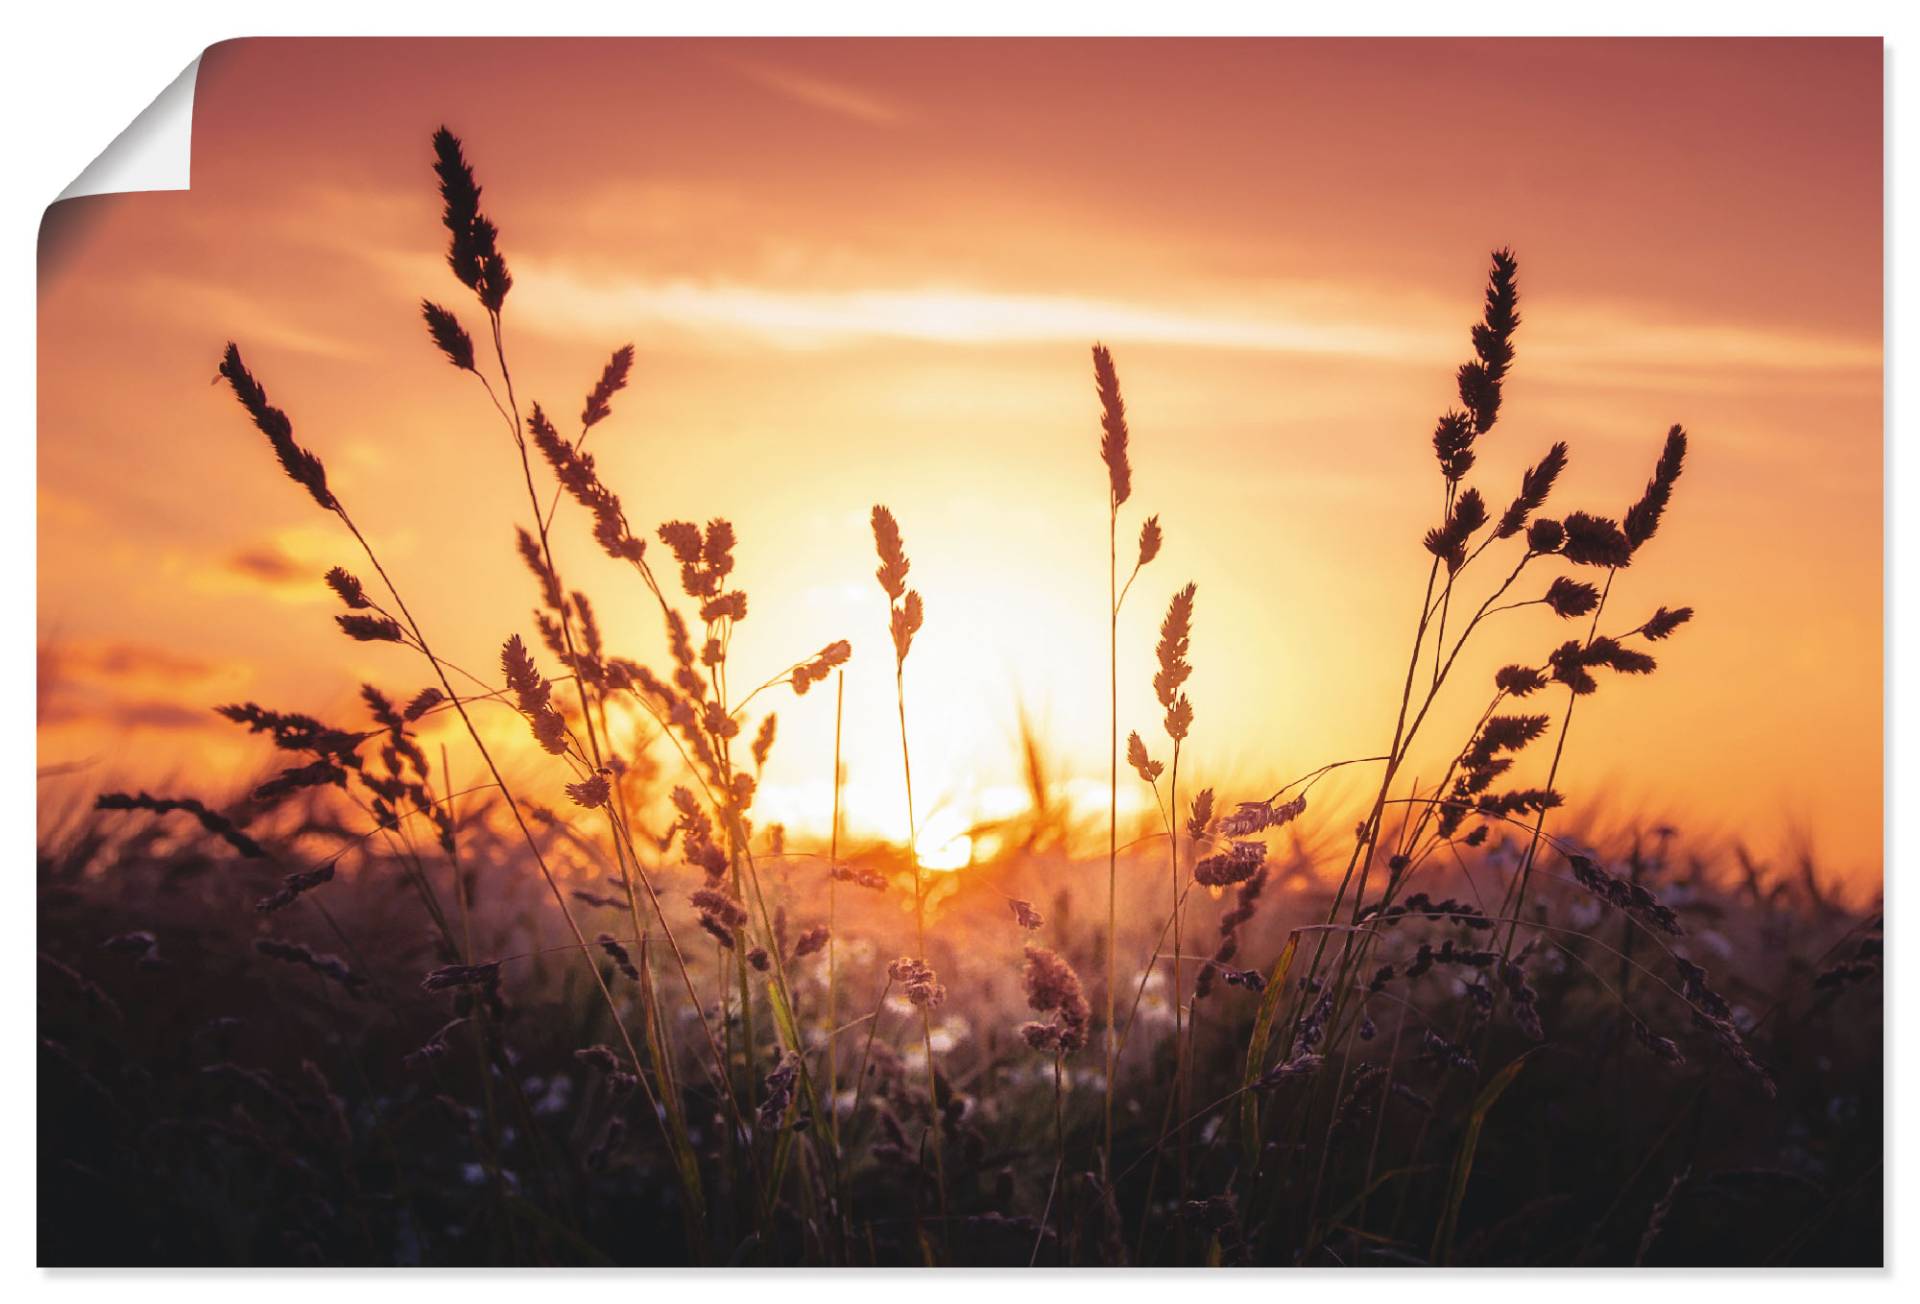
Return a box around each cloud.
[227,545,309,584]
[39,694,211,732]
[37,639,239,733]
[512,272,1430,358]
[55,641,222,683]
[726,57,904,126]
[185,525,346,606]
[502,264,1880,393]
[107,700,211,731]
[135,274,362,362]
[1526,306,1882,385]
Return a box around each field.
[36,127,1883,1268]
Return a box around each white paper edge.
[55,55,201,202]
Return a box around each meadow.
[36,128,1882,1268]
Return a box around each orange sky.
[37,38,1883,886]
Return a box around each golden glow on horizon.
[36,38,1883,885]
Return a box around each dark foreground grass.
[38,797,1880,1266]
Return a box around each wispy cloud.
[187,525,345,606]
[227,545,309,584]
[39,694,210,732]
[137,274,362,362]
[1527,309,1882,382]
[37,639,240,733]
[55,641,223,683]
[726,57,904,127]
[514,272,1430,358]
[505,264,1880,390]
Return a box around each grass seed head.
[581,344,635,430]
[217,344,334,511]
[1092,343,1132,509]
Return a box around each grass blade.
[1431,1050,1534,1264]
[1239,933,1299,1171]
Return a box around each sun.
[914,807,974,872]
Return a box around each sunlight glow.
[914,807,974,873]
[32,39,1885,886]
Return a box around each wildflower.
[1020,1021,1062,1052]
[1021,945,1091,1054]
[890,957,947,1009]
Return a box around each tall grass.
[1093,343,1159,1178]
[869,502,950,1247]
[48,129,1881,1267]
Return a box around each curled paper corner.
[56,55,202,203]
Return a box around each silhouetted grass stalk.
[826,671,845,1140]
[217,342,707,1250]
[869,504,949,1249]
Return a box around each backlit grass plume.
[1092,342,1160,1172]
[870,501,949,1236]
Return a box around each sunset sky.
[37,39,1883,886]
